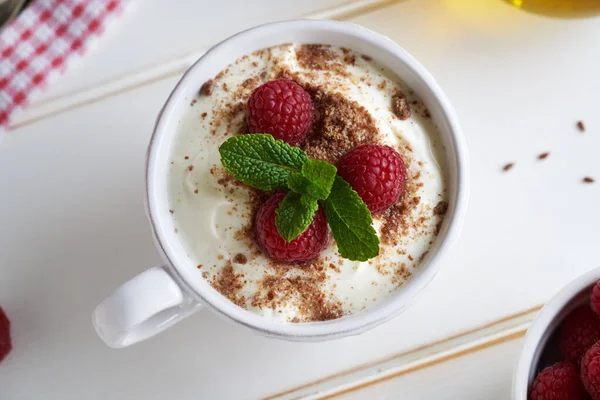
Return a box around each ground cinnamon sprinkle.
[295,44,348,76]
[301,88,379,163]
[433,201,448,215]
[503,163,514,172]
[380,203,407,246]
[210,262,246,307]
[577,121,585,132]
[378,159,429,247]
[199,79,215,96]
[343,53,356,65]
[233,253,248,264]
[391,263,411,287]
[252,271,343,322]
[392,90,411,120]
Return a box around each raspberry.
[0,307,12,363]
[560,305,600,363]
[530,362,585,400]
[246,79,313,146]
[582,341,600,399]
[337,144,406,213]
[591,280,600,317]
[254,192,328,263]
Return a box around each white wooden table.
[1,1,599,398]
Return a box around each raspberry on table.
[246,79,313,146]
[591,281,600,317]
[254,192,329,263]
[560,305,600,363]
[530,362,586,400]
[337,144,406,213]
[582,341,600,399]
[0,307,12,363]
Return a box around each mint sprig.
[219,134,380,261]
[323,177,379,261]
[287,159,336,200]
[219,134,308,191]
[275,192,318,242]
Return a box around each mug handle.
[92,266,203,348]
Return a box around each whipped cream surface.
[167,44,447,322]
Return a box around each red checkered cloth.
[0,0,122,134]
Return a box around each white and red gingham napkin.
[0,0,123,135]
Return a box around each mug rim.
[146,19,469,339]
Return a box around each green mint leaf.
[323,176,379,261]
[302,159,337,199]
[287,171,311,195]
[275,192,319,242]
[219,134,308,191]
[287,159,337,200]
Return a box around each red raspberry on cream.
[254,192,329,263]
[246,79,313,146]
[337,144,406,213]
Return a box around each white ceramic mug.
[92,19,469,348]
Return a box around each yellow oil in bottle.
[507,0,600,17]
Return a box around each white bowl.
[513,267,600,399]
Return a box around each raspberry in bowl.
[514,268,600,399]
